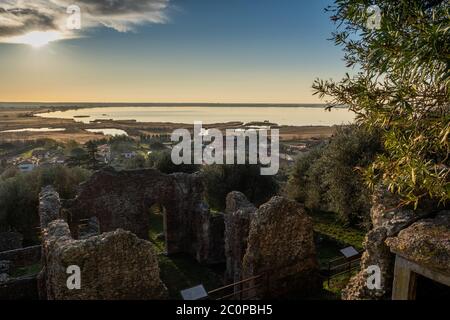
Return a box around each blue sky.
[0,0,349,103]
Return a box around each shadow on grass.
[148,208,224,299]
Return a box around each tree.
[313,0,449,208]
[67,147,88,167]
[149,150,200,174]
[0,165,91,245]
[287,125,382,226]
[124,154,148,170]
[85,141,104,170]
[202,164,279,211]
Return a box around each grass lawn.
[311,210,365,251]
[148,207,224,299]
[309,210,366,299]
[323,271,358,297]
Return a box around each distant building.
[280,153,294,162]
[122,151,136,159]
[17,160,37,172]
[97,144,111,163]
[51,156,66,165]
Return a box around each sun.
[12,31,63,48]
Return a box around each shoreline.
[0,106,344,143]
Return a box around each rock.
[39,186,61,228]
[79,217,100,239]
[386,212,450,273]
[39,187,169,300]
[64,168,224,264]
[342,227,392,300]
[42,220,168,300]
[224,192,257,283]
[241,196,320,298]
[342,187,427,300]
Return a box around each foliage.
[124,154,148,170]
[287,125,382,226]
[0,165,91,245]
[148,150,200,174]
[312,210,366,250]
[66,147,88,167]
[85,141,104,170]
[66,141,104,170]
[202,164,279,211]
[313,0,449,207]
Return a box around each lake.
[36,106,355,126]
[1,128,66,133]
[86,129,128,136]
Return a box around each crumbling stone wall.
[386,212,450,273]
[224,192,256,283]
[342,187,435,300]
[42,221,168,300]
[65,168,224,264]
[224,194,320,298]
[39,185,62,227]
[39,186,168,300]
[242,197,320,298]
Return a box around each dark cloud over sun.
[0,0,170,45]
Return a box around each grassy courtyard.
[148,207,224,299]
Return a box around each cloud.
[0,0,170,44]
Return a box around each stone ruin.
[225,192,320,298]
[224,192,257,284]
[2,168,323,300]
[52,168,320,299]
[65,168,224,264]
[342,187,450,300]
[386,213,450,299]
[38,186,168,300]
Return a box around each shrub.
[287,125,382,226]
[202,164,279,211]
[313,0,449,207]
[0,166,91,245]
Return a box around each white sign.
[180,284,208,300]
[340,246,359,259]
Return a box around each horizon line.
[0,101,329,106]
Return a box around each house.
[280,153,294,162]
[17,160,37,172]
[122,151,136,159]
[51,155,66,165]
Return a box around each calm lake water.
[37,106,355,126]
[1,128,66,133]
[87,129,128,136]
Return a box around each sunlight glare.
[12,31,62,48]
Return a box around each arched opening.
[148,203,168,254]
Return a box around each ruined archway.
[64,168,225,264]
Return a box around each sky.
[0,0,349,104]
